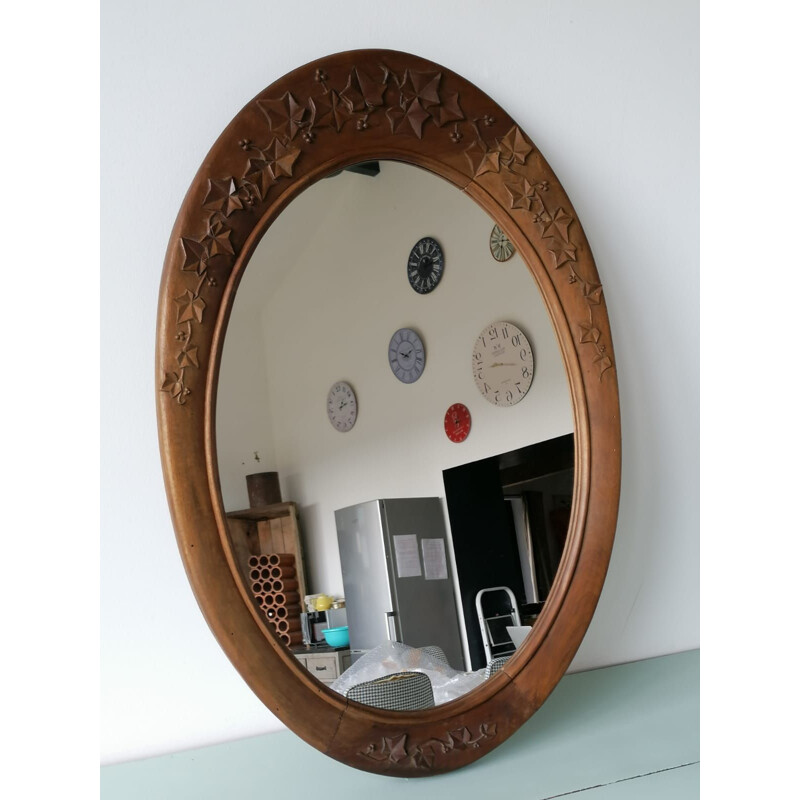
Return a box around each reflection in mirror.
[216,161,574,710]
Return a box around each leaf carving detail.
[163,58,613,404]
[359,723,498,770]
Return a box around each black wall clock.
[407,237,444,294]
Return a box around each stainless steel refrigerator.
[335,497,465,670]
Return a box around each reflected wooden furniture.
[225,502,308,601]
[293,647,352,687]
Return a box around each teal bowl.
[322,626,349,648]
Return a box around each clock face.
[472,322,534,407]
[490,224,516,262]
[388,328,425,383]
[326,381,357,432]
[407,237,444,294]
[444,403,471,443]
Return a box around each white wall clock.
[326,381,358,432]
[472,321,534,407]
[489,224,516,262]
[388,328,425,384]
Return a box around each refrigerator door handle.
[385,610,398,641]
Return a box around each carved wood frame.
[156,50,621,777]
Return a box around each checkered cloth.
[483,656,511,680]
[345,671,435,711]
[419,645,450,667]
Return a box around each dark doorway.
[443,433,574,670]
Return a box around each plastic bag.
[329,641,486,705]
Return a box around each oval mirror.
[157,50,621,776]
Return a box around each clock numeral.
[520,349,528,360]
[511,334,521,346]
[502,326,509,339]
[506,391,513,402]
[522,366,530,379]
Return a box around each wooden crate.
[225,502,308,601]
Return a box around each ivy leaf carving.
[340,71,366,112]
[203,178,245,216]
[257,92,307,139]
[160,372,183,398]
[547,241,577,268]
[582,282,604,305]
[204,221,234,258]
[579,323,602,344]
[180,237,209,275]
[430,89,465,126]
[244,157,274,198]
[386,98,430,139]
[448,727,474,749]
[174,290,206,323]
[398,69,443,110]
[355,67,388,108]
[382,735,408,763]
[496,125,533,165]
[475,149,502,177]
[542,207,573,241]
[594,353,614,376]
[308,91,347,132]
[263,138,301,179]
[177,346,200,369]
[410,747,435,769]
[506,177,536,211]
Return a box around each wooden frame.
[156,49,621,777]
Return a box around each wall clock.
[388,328,425,383]
[444,403,471,443]
[407,236,444,294]
[472,321,534,407]
[489,224,515,262]
[326,381,357,432]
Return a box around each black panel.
[442,456,525,670]
[497,434,574,486]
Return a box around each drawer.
[305,653,339,681]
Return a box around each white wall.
[101,0,698,764]
[217,162,573,604]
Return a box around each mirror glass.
[216,160,574,710]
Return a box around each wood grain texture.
[155,49,622,777]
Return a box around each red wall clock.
[444,403,471,443]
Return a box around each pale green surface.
[101,650,699,799]
[570,763,699,799]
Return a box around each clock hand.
[489,362,517,368]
